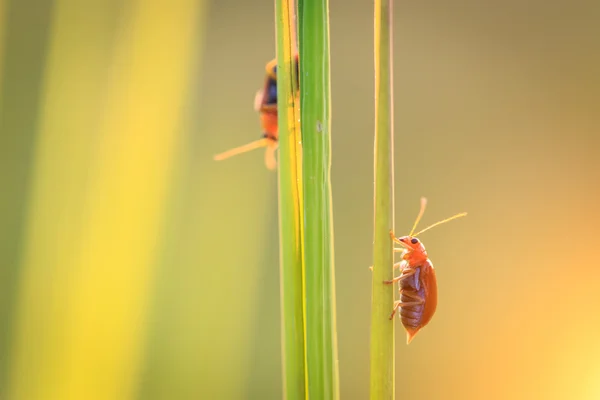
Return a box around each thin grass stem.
[370,0,396,399]
[274,0,307,398]
[297,0,339,398]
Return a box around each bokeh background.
[1,0,599,399]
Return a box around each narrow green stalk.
[370,0,395,399]
[274,1,307,399]
[298,0,339,399]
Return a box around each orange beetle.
[385,197,467,344]
[213,55,299,170]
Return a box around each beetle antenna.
[214,138,270,162]
[413,212,467,237]
[409,197,428,236]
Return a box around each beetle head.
[396,235,428,265]
[396,236,426,252]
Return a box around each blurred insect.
[213,55,299,170]
[385,197,467,344]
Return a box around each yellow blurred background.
[1,0,599,399]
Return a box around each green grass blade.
[370,0,395,399]
[274,1,307,399]
[297,0,340,399]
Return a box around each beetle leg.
[383,268,415,284]
[254,89,264,111]
[393,247,406,253]
[264,142,278,170]
[389,299,424,320]
[368,261,403,272]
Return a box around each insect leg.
[393,261,405,270]
[254,89,264,111]
[264,141,278,170]
[389,299,425,320]
[368,261,403,272]
[383,267,415,284]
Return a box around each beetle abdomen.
[398,261,437,343]
[399,287,426,328]
[398,266,424,329]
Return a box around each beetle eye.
[411,238,419,244]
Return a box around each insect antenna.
[413,212,467,237]
[213,138,271,162]
[409,197,429,236]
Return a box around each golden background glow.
[0,0,599,399]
